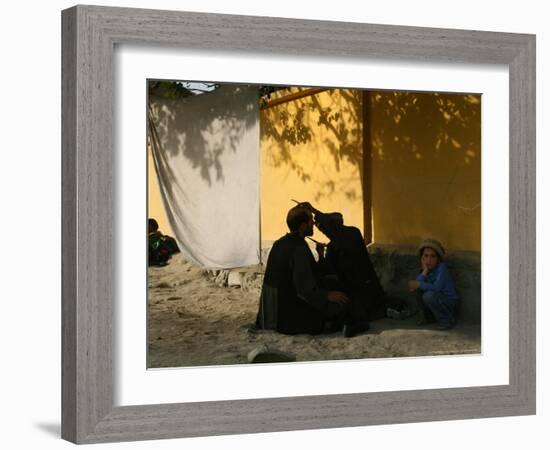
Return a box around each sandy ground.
[147,253,481,368]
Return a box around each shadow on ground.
[35,423,60,438]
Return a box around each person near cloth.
[297,202,388,322]
[407,239,460,330]
[254,205,369,337]
[148,218,180,266]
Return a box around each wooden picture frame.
[61,5,536,444]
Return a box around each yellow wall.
[148,87,481,253]
[260,88,365,244]
[368,91,481,251]
[147,145,173,236]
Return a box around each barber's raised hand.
[408,280,421,292]
[298,201,321,215]
[327,291,349,305]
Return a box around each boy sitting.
[408,239,459,330]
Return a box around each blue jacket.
[416,263,459,300]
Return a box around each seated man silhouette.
[255,205,369,337]
[298,202,388,322]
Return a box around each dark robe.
[255,233,345,335]
[323,226,387,319]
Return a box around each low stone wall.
[209,243,481,324]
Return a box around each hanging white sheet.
[149,85,260,269]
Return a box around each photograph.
[146,80,482,368]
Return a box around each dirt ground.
[147,253,481,368]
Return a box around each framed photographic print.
[145,80,483,370]
[62,4,535,444]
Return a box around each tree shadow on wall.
[260,88,480,204]
[149,84,258,192]
[260,88,363,203]
[368,91,481,167]
[149,83,481,216]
